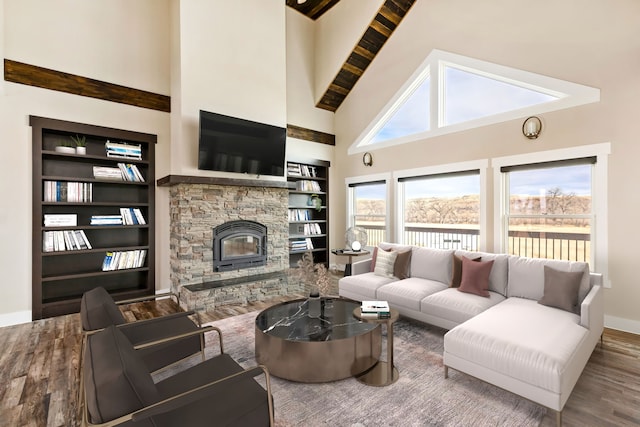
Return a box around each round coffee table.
[255,297,381,382]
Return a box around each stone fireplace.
[160,176,303,311]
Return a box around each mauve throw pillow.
[538,265,583,314]
[450,255,481,287]
[370,247,379,272]
[458,257,494,297]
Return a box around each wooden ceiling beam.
[316,0,417,112]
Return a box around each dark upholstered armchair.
[82,325,274,427]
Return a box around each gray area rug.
[158,311,546,426]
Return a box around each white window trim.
[393,159,489,251]
[492,143,611,287]
[348,50,600,155]
[345,172,393,246]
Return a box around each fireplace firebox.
[213,220,267,271]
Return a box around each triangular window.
[350,50,600,154]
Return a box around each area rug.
[161,312,546,426]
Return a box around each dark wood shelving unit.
[287,158,330,268]
[30,116,156,319]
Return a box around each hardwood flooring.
[0,291,639,427]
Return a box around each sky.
[369,64,558,144]
[355,164,591,200]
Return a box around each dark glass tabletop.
[255,297,377,342]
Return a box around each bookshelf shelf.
[287,158,330,268]
[31,115,156,320]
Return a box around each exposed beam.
[316,0,417,112]
[287,124,336,145]
[285,0,341,20]
[4,59,171,113]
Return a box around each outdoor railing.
[354,223,590,262]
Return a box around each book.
[360,311,391,319]
[361,300,390,313]
[44,214,77,227]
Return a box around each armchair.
[82,325,274,426]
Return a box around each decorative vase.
[75,146,86,155]
[308,291,321,318]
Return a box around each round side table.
[353,307,400,386]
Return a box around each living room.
[1,0,639,425]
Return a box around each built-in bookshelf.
[287,158,330,268]
[30,116,156,320]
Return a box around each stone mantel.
[157,174,291,189]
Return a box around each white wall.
[0,0,171,325]
[330,0,640,333]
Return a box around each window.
[349,50,600,155]
[493,143,610,283]
[395,160,488,251]
[346,178,389,248]
[502,159,594,262]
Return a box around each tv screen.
[198,110,286,177]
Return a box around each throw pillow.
[458,257,494,297]
[538,266,583,314]
[450,255,481,287]
[370,246,379,272]
[393,249,412,279]
[373,248,398,279]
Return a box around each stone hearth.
[163,177,303,311]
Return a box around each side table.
[332,249,370,276]
[352,307,400,386]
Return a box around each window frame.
[394,159,489,251]
[492,143,611,286]
[345,173,392,248]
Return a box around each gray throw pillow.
[538,266,583,314]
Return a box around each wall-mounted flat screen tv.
[198,110,286,177]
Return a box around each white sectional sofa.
[338,243,604,426]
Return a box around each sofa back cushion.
[507,256,590,303]
[84,325,159,425]
[81,286,126,331]
[410,247,454,284]
[455,250,509,296]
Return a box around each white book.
[361,301,390,313]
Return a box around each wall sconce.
[362,152,373,167]
[522,116,542,139]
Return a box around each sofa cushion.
[538,266,583,314]
[84,325,159,425]
[80,286,126,331]
[507,256,590,303]
[450,255,481,287]
[377,278,448,311]
[458,258,494,297]
[421,288,505,325]
[374,248,397,278]
[338,272,396,300]
[410,247,454,284]
[444,297,586,394]
[370,246,412,279]
[455,250,509,296]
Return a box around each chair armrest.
[351,258,372,275]
[116,291,179,306]
[131,365,274,426]
[117,310,201,328]
[580,284,604,336]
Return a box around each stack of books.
[105,140,142,160]
[290,238,313,252]
[120,208,146,225]
[102,249,147,271]
[90,215,123,226]
[43,230,92,252]
[361,301,391,319]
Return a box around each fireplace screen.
[213,220,267,271]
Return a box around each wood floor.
[0,293,639,427]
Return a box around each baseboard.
[0,310,32,328]
[605,315,640,335]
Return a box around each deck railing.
[355,223,590,262]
